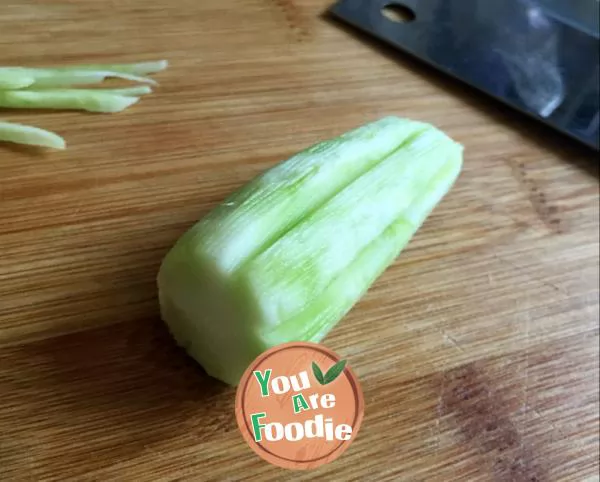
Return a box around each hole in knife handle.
[381,3,416,23]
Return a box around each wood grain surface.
[1,1,599,481]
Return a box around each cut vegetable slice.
[23,86,153,97]
[48,60,169,76]
[0,65,161,90]
[0,90,140,113]
[28,70,156,88]
[0,68,35,89]
[0,121,65,149]
[157,116,464,386]
[0,59,167,150]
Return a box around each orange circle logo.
[235,342,364,470]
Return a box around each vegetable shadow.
[0,315,234,477]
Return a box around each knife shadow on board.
[323,4,599,180]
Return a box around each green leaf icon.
[312,361,325,384]
[323,359,347,385]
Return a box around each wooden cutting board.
[1,1,598,480]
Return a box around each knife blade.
[329,0,600,151]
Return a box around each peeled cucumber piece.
[157,116,463,386]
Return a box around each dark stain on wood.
[270,0,311,42]
[440,362,547,482]
[507,159,564,234]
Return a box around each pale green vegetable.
[0,70,35,90]
[0,68,155,89]
[157,116,464,386]
[0,90,139,113]
[0,60,167,150]
[24,86,153,97]
[0,121,65,149]
[0,60,167,89]
[48,60,169,76]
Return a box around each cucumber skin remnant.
[157,116,464,386]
